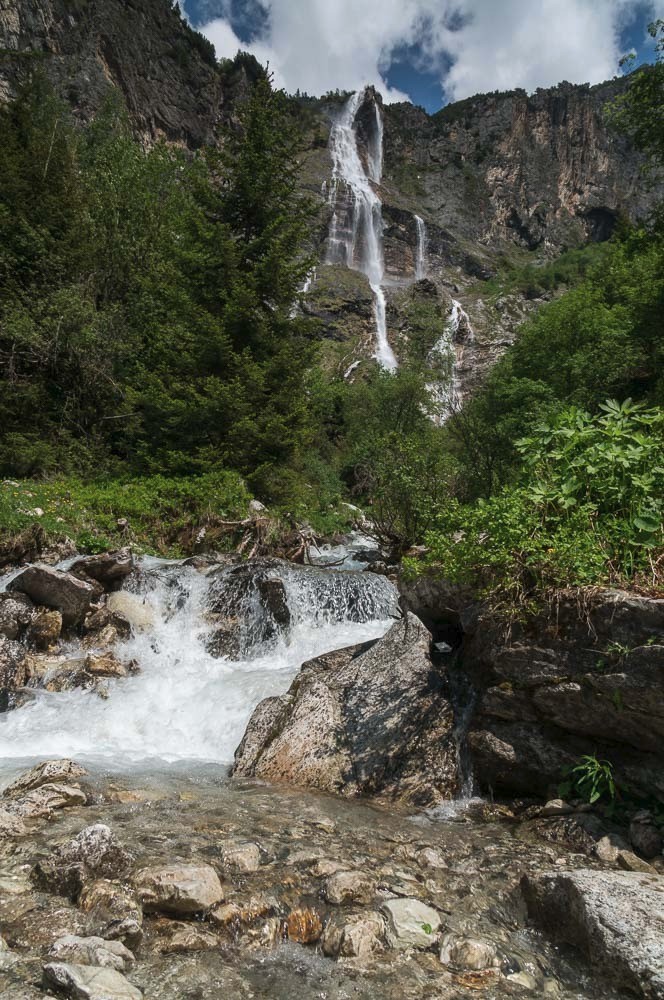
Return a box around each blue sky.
[184,0,663,113]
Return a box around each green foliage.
[559,755,617,805]
[0,71,318,504]
[485,242,611,300]
[607,21,664,172]
[412,401,664,601]
[0,473,251,556]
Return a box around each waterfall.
[414,214,427,280]
[326,90,397,371]
[0,559,397,766]
[428,298,474,421]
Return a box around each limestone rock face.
[8,565,95,627]
[133,863,224,916]
[463,589,664,803]
[521,870,664,998]
[233,613,458,806]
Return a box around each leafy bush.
[409,399,664,603]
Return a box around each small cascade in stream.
[326,89,397,370]
[414,214,427,280]
[428,297,474,421]
[0,559,397,766]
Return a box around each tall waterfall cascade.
[429,298,475,421]
[326,90,397,371]
[414,214,427,280]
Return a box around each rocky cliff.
[0,0,223,146]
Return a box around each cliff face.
[383,79,651,253]
[0,0,222,146]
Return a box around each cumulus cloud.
[190,0,664,105]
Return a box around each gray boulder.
[0,591,35,640]
[521,869,664,998]
[48,935,134,972]
[42,962,142,999]
[2,759,87,798]
[133,863,224,915]
[70,549,134,590]
[233,613,457,806]
[0,636,28,710]
[8,565,95,627]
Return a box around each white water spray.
[326,90,397,371]
[429,298,474,421]
[414,214,427,280]
[0,561,397,767]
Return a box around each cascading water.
[0,559,397,767]
[428,298,474,421]
[326,89,397,371]
[414,214,427,280]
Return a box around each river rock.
[156,923,220,954]
[285,908,323,944]
[25,609,62,649]
[84,652,127,679]
[48,935,135,972]
[83,607,132,642]
[2,759,87,798]
[106,592,154,633]
[9,782,87,819]
[380,898,441,950]
[321,912,385,960]
[0,807,26,837]
[0,591,35,639]
[133,863,224,915]
[220,841,261,872]
[324,870,377,905]
[42,962,142,999]
[439,933,499,970]
[70,550,134,590]
[78,880,143,948]
[8,566,95,627]
[0,636,28,709]
[233,613,458,806]
[521,869,664,998]
[630,811,663,860]
[33,825,133,900]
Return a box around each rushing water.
[0,559,397,769]
[414,214,427,280]
[428,298,474,421]
[326,89,397,370]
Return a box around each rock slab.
[521,869,664,998]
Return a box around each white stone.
[380,898,441,950]
[42,962,142,999]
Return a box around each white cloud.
[191,0,664,106]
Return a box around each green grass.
[0,473,252,557]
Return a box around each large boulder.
[521,869,664,998]
[8,565,95,627]
[233,613,458,806]
[2,759,87,798]
[0,591,35,640]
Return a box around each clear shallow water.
[0,560,396,768]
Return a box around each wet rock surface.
[233,613,458,806]
[522,869,664,998]
[0,763,646,1000]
